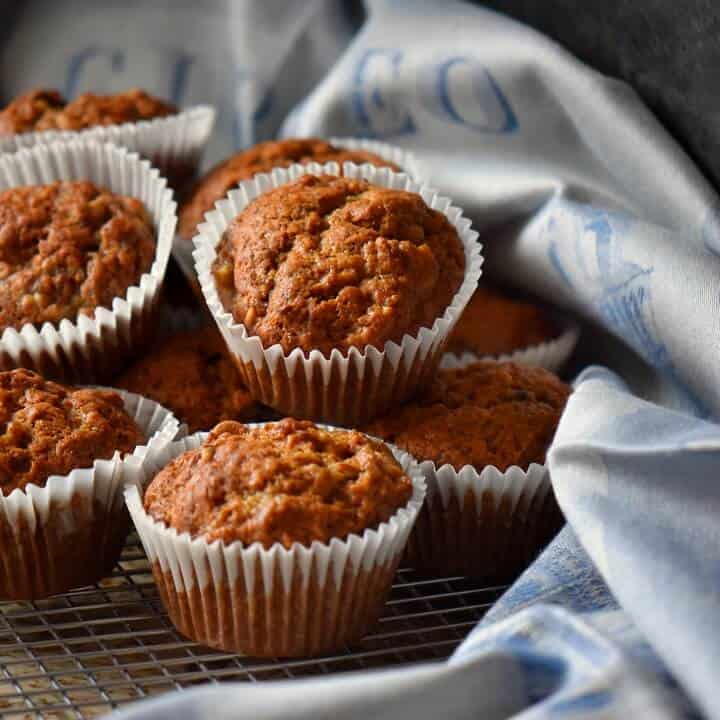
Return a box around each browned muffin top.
[0,88,176,136]
[0,369,144,493]
[144,418,413,548]
[178,137,400,239]
[366,361,571,472]
[212,174,466,356]
[447,284,560,357]
[0,181,155,331]
[115,325,257,433]
[0,90,65,136]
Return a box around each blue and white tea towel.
[3,0,719,718]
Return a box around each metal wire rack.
[0,533,509,719]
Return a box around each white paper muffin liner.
[440,317,581,373]
[125,424,426,657]
[193,161,483,425]
[405,459,562,580]
[329,136,423,182]
[171,136,420,292]
[0,389,180,600]
[0,140,177,382]
[0,105,216,191]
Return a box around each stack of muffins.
[0,87,579,659]
[0,87,207,599]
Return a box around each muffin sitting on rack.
[126,418,425,657]
[366,360,571,579]
[0,368,175,600]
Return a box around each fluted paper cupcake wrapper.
[329,136,423,183]
[0,140,177,382]
[0,105,216,192]
[0,390,180,601]
[193,161,483,425]
[440,318,581,373]
[125,426,426,658]
[405,459,563,580]
[171,137,421,293]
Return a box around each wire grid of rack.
[0,533,509,719]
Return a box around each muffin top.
[366,362,571,472]
[0,88,176,136]
[115,325,257,433]
[212,174,466,356]
[447,284,560,357]
[144,418,413,548]
[178,137,400,239]
[0,181,155,331]
[0,369,144,493]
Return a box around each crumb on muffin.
[366,361,571,472]
[115,325,257,433]
[447,284,560,357]
[0,88,176,136]
[0,368,144,493]
[0,180,155,331]
[144,418,413,548]
[178,137,400,239]
[212,174,465,356]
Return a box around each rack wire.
[0,533,509,719]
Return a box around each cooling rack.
[0,533,510,719]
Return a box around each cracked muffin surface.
[0,180,155,331]
[178,137,399,239]
[144,418,413,548]
[0,369,144,493]
[365,361,571,472]
[115,325,257,433]
[0,88,176,136]
[447,284,560,357]
[212,174,465,356]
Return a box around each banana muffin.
[366,361,571,579]
[446,284,560,357]
[0,368,154,599]
[0,88,176,136]
[115,325,257,433]
[134,418,421,656]
[212,174,466,356]
[178,137,399,240]
[0,180,155,332]
[366,361,570,471]
[0,368,144,494]
[144,418,413,548]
